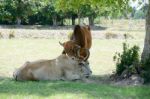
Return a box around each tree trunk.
[141,3,150,61]
[61,19,64,26]
[88,16,94,26]
[52,15,57,26]
[77,10,81,25]
[72,16,75,25]
[78,14,81,25]
[16,17,21,25]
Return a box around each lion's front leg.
[64,70,81,81]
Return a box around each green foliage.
[113,42,140,75]
[0,0,132,25]
[0,0,39,24]
[134,10,146,19]
[29,1,57,25]
[141,55,150,83]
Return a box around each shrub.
[113,42,140,75]
[9,31,15,39]
[141,55,150,83]
[124,33,134,39]
[0,32,3,38]
[105,32,118,39]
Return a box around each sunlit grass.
[0,39,144,76]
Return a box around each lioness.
[13,54,92,81]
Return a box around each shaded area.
[0,76,150,99]
[0,25,107,31]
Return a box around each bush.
[0,32,3,38]
[105,32,118,39]
[9,31,15,39]
[113,42,140,75]
[141,55,150,83]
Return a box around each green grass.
[0,39,149,99]
[0,78,150,99]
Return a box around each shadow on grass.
[0,75,150,98]
[0,25,107,31]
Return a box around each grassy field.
[1,79,150,99]
[0,19,149,99]
[0,38,150,99]
[0,39,144,76]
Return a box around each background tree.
[0,0,145,25]
[55,0,82,25]
[0,0,15,24]
[142,0,150,61]
[80,2,99,26]
[0,0,38,25]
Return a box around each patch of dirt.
[80,75,113,85]
[0,29,134,39]
[80,74,144,86]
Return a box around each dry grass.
[0,39,144,77]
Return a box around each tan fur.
[13,55,85,81]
